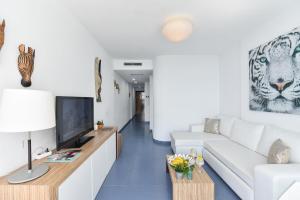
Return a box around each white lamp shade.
[0,89,55,132]
[162,18,193,42]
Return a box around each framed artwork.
[249,27,300,114]
[95,57,102,102]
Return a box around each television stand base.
[73,136,94,148]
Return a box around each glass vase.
[187,168,193,180]
[176,172,183,179]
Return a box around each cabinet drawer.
[58,157,93,200]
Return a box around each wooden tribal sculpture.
[0,20,5,50]
[95,57,102,102]
[114,80,120,94]
[18,44,35,87]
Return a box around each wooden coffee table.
[166,156,214,200]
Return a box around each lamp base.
[7,163,49,184]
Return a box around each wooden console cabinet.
[0,127,117,200]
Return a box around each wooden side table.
[166,156,214,200]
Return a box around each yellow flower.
[171,157,184,166]
[197,155,203,161]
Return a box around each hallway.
[96,117,240,200]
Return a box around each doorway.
[135,91,145,120]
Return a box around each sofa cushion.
[171,131,227,146]
[257,125,300,163]
[230,120,264,151]
[267,139,290,164]
[204,140,267,188]
[219,115,237,137]
[204,118,220,134]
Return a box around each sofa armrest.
[254,164,300,200]
[190,124,204,132]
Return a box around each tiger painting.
[249,27,300,114]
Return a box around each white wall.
[144,81,150,122]
[0,0,114,176]
[131,87,136,118]
[149,75,154,130]
[240,7,300,132]
[219,42,241,117]
[153,55,220,141]
[113,72,133,130]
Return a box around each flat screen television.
[56,96,94,150]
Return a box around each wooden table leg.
[166,160,169,173]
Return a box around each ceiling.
[61,0,298,59]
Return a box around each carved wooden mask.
[18,44,35,87]
[0,20,5,50]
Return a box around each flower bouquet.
[168,154,195,179]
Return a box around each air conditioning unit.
[123,62,143,66]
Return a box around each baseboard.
[152,138,171,145]
[119,116,134,133]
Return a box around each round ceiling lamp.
[162,17,193,43]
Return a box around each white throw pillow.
[257,125,300,163]
[219,116,236,137]
[230,120,264,151]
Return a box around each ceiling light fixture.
[162,16,193,43]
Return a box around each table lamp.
[0,89,55,184]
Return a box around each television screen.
[56,96,94,150]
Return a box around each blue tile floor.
[96,116,240,200]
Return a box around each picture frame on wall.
[249,26,300,115]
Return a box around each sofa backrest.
[219,115,237,137]
[257,125,300,163]
[230,119,265,152]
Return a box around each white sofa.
[170,116,300,200]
